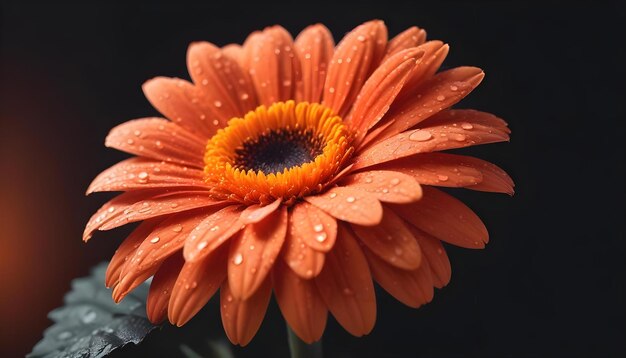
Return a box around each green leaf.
[28,262,158,358]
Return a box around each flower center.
[204,101,354,205]
[233,128,324,174]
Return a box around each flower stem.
[286,324,323,358]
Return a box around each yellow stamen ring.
[204,100,354,205]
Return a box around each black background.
[1,1,624,357]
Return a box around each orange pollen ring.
[204,100,354,206]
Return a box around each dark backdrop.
[1,1,624,357]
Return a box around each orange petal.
[391,186,488,249]
[352,113,510,171]
[383,26,427,61]
[394,40,450,104]
[322,20,387,117]
[113,210,214,303]
[105,218,164,288]
[315,224,376,336]
[464,159,515,195]
[83,189,223,241]
[290,202,337,252]
[351,206,422,270]
[282,213,326,279]
[239,198,282,224]
[363,246,433,308]
[372,153,484,188]
[339,170,422,203]
[273,260,327,343]
[420,109,510,134]
[142,77,217,138]
[105,118,205,168]
[168,246,227,326]
[146,253,184,323]
[222,44,244,66]
[305,186,383,226]
[184,205,244,262]
[348,47,424,143]
[187,42,258,119]
[228,207,287,299]
[407,225,451,288]
[373,66,485,142]
[87,157,206,194]
[220,277,272,346]
[294,24,334,103]
[247,26,300,105]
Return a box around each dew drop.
[461,122,474,130]
[364,177,373,183]
[394,247,404,256]
[453,134,467,142]
[437,175,449,181]
[233,253,243,265]
[409,130,432,142]
[82,310,97,324]
[346,196,356,203]
[172,224,183,233]
[436,95,446,101]
[107,207,115,213]
[57,331,72,340]
[357,35,366,42]
[328,87,335,94]
[138,172,149,180]
[150,236,160,244]
[329,192,337,199]
[240,93,249,100]
[313,224,324,232]
[316,233,327,243]
[390,178,400,186]
[214,100,222,108]
[197,241,208,250]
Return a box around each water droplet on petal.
[346,196,356,203]
[233,253,243,265]
[197,241,208,250]
[461,122,474,130]
[316,233,327,242]
[329,192,337,199]
[313,224,324,232]
[436,95,446,101]
[409,130,432,142]
[437,175,449,181]
[172,224,183,233]
[150,236,160,244]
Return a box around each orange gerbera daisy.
[84,20,513,345]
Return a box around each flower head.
[85,20,513,345]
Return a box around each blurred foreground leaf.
[28,262,158,358]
